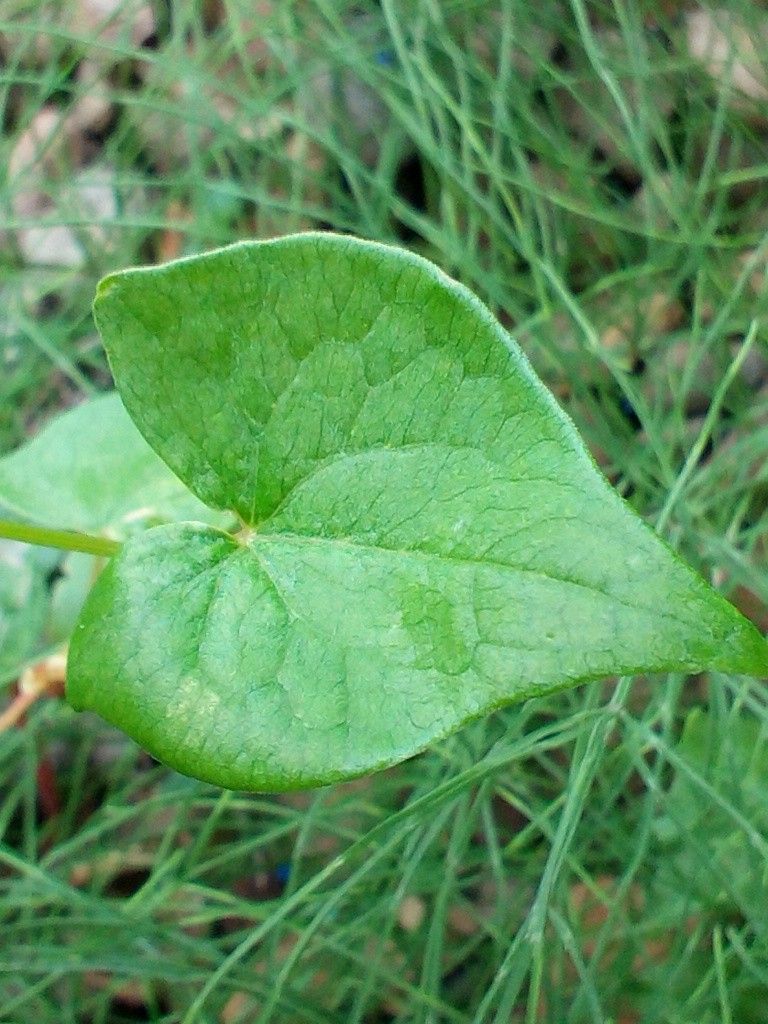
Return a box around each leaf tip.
[717,619,768,678]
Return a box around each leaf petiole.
[0,518,120,558]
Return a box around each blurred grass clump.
[2,1,768,1021]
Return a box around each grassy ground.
[2,1,768,1021]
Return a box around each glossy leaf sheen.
[68,234,768,790]
[0,393,222,534]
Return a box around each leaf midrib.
[245,529,697,631]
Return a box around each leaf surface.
[68,234,768,790]
[0,541,48,682]
[0,393,225,534]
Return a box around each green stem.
[0,518,120,558]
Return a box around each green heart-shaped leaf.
[68,234,768,790]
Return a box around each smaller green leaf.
[46,552,96,646]
[664,708,768,831]
[0,540,48,683]
[654,708,768,911]
[0,393,228,535]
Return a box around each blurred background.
[2,2,768,1021]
